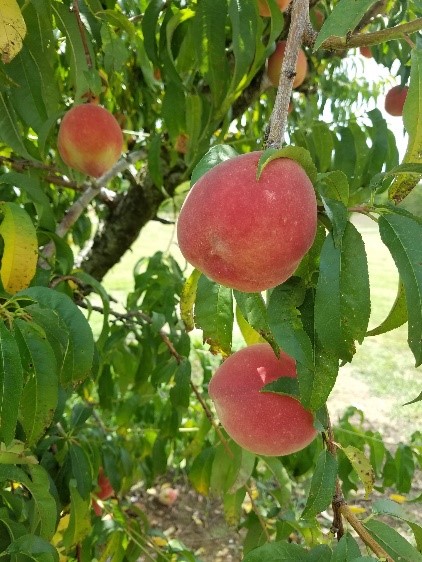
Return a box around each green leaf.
[51,3,91,102]
[0,321,23,446]
[14,318,58,446]
[0,464,57,540]
[258,146,318,185]
[195,276,233,356]
[233,290,275,346]
[364,519,422,562]
[17,287,95,385]
[373,499,422,551]
[235,306,266,346]
[141,0,164,66]
[308,123,335,173]
[69,443,92,500]
[316,171,349,205]
[394,444,414,494]
[378,213,422,366]
[180,269,201,331]
[261,376,299,400]
[193,0,229,108]
[210,440,253,495]
[340,445,374,499]
[162,81,186,138]
[267,281,313,370]
[243,541,307,562]
[6,534,59,561]
[260,456,292,507]
[314,0,380,51]
[307,545,333,561]
[331,533,361,562]
[389,46,422,203]
[0,92,34,160]
[315,222,370,362]
[367,280,407,336]
[189,447,215,496]
[190,144,238,186]
[223,487,245,527]
[302,450,337,518]
[169,359,191,409]
[403,390,422,406]
[62,480,92,548]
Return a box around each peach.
[258,0,291,17]
[359,46,372,59]
[177,151,317,293]
[208,343,318,456]
[57,104,123,177]
[267,41,308,89]
[384,85,408,117]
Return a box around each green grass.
[100,214,421,440]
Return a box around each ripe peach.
[97,467,114,500]
[267,41,308,89]
[57,104,123,177]
[208,343,318,456]
[384,85,408,117]
[177,151,317,293]
[359,46,372,58]
[258,0,290,17]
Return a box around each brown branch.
[267,0,309,148]
[320,17,422,50]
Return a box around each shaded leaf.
[302,450,337,518]
[0,321,23,445]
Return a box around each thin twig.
[266,0,309,148]
[72,0,93,69]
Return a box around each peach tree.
[0,0,421,560]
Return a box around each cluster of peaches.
[56,0,408,461]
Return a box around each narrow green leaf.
[195,276,233,356]
[243,541,307,562]
[315,0,379,51]
[6,534,59,561]
[190,144,238,186]
[228,0,258,91]
[69,444,92,500]
[331,532,361,562]
[307,545,333,561]
[267,281,314,370]
[0,92,34,160]
[395,444,414,494]
[378,213,422,366]
[233,290,274,345]
[194,0,229,108]
[141,0,164,65]
[367,280,407,336]
[316,171,349,205]
[162,82,186,138]
[17,287,95,386]
[223,487,245,527]
[0,321,23,446]
[14,319,58,446]
[373,499,422,551]
[62,480,92,548]
[403,390,422,406]
[389,46,422,202]
[364,519,422,562]
[261,377,299,400]
[315,223,370,362]
[189,447,215,496]
[169,359,191,409]
[302,450,338,518]
[260,456,292,507]
[309,123,335,173]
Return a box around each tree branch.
[320,17,422,50]
[266,0,309,148]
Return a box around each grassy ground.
[101,214,421,442]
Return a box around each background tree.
[0,0,421,560]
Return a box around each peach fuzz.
[58,104,123,178]
[267,41,308,89]
[258,0,290,17]
[177,151,317,293]
[208,343,318,456]
[384,85,408,117]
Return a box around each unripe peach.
[208,343,318,456]
[258,0,290,17]
[57,104,123,177]
[177,151,317,293]
[384,85,408,117]
[359,46,372,59]
[267,41,308,89]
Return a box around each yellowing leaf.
[340,445,375,499]
[0,0,26,63]
[349,505,367,514]
[0,202,38,294]
[389,493,407,504]
[235,306,266,346]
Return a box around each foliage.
[0,0,421,560]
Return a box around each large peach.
[267,41,308,89]
[258,0,290,17]
[208,343,318,456]
[177,151,317,293]
[384,85,408,117]
[57,104,123,177]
